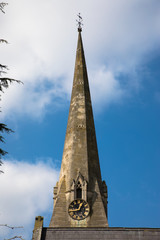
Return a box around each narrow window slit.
[76,181,82,199]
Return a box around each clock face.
[68,199,90,220]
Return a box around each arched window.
[76,181,82,199]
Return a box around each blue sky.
[0,0,160,239]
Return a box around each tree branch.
[4,236,24,240]
[0,2,23,174]
[0,39,8,44]
[0,224,23,229]
[0,159,4,173]
[0,78,22,91]
[0,64,8,70]
[0,123,14,133]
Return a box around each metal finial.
[76,13,83,32]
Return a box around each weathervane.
[76,13,83,32]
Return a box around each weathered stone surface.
[49,29,108,227]
[41,228,160,240]
[32,216,44,240]
[32,228,43,240]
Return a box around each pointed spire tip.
[78,27,82,32]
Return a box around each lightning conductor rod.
[76,13,83,32]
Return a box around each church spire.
[49,20,108,227]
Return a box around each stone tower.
[49,24,108,228]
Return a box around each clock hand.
[69,206,81,212]
[78,202,83,210]
[69,208,79,212]
[69,202,83,212]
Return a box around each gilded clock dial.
[68,199,90,220]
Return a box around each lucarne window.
[76,181,82,199]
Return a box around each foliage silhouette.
[0,2,22,172]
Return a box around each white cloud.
[90,67,126,110]
[0,0,160,118]
[0,159,59,240]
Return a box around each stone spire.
[49,25,108,227]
